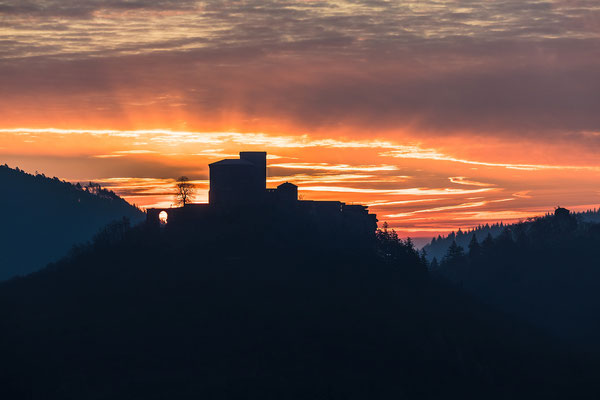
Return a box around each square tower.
[239,151,266,189]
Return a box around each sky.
[1,0,600,240]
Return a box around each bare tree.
[175,176,195,206]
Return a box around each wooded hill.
[433,210,600,352]
[0,164,144,280]
[0,217,597,399]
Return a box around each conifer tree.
[468,234,482,263]
[442,240,466,267]
[482,232,494,256]
[419,249,429,267]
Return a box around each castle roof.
[209,159,255,167]
[277,181,297,189]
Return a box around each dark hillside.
[435,210,600,352]
[0,164,144,280]
[0,220,597,399]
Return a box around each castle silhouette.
[147,151,377,240]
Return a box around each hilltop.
[0,218,597,399]
[0,164,144,280]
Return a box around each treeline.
[0,164,144,280]
[2,164,130,203]
[375,222,428,275]
[424,207,600,261]
[434,211,600,351]
[577,207,600,223]
[424,222,507,261]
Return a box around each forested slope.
[0,219,596,399]
[0,164,144,279]
[435,211,600,352]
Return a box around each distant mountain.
[0,164,144,280]
[423,208,600,261]
[433,210,600,352]
[0,218,597,399]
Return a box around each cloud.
[384,201,489,219]
[0,0,200,18]
[301,186,495,196]
[113,149,158,154]
[449,177,494,187]
[4,127,600,172]
[1,1,600,141]
[270,163,399,172]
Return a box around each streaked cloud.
[271,163,399,172]
[93,154,123,158]
[268,173,377,184]
[385,201,489,219]
[4,127,599,174]
[113,149,158,154]
[381,147,600,172]
[449,177,495,187]
[2,1,600,140]
[301,186,495,196]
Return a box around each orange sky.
[2,1,600,241]
[1,127,599,241]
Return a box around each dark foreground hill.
[0,218,597,399]
[0,164,144,280]
[434,211,600,353]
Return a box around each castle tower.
[239,151,266,189]
[276,182,298,203]
[208,152,266,206]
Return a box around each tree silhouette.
[481,232,494,256]
[419,248,429,266]
[468,234,482,263]
[175,176,195,206]
[375,223,426,276]
[441,240,466,268]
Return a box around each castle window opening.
[159,211,168,224]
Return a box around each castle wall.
[209,162,262,206]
